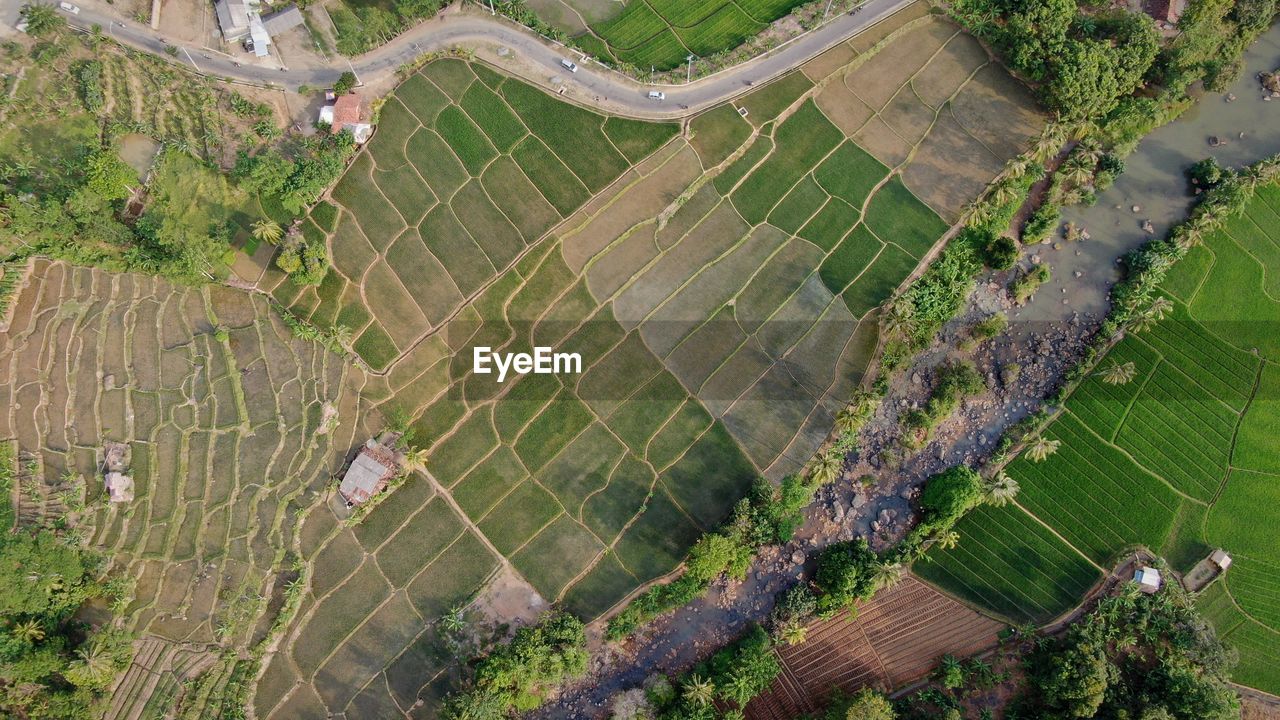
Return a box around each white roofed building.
[1134,566,1163,594]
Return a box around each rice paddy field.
[244,17,1043,713]
[917,181,1280,695]
[0,259,372,718]
[573,0,807,70]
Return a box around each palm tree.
[682,675,715,706]
[935,531,961,551]
[11,619,44,643]
[402,447,429,474]
[983,472,1020,506]
[778,619,808,646]
[331,324,354,351]
[1005,157,1032,180]
[1131,296,1173,333]
[1025,435,1060,463]
[1063,154,1095,187]
[964,200,995,229]
[873,562,905,590]
[1098,360,1136,385]
[440,604,466,634]
[834,405,862,435]
[882,298,915,339]
[805,450,843,486]
[251,219,284,245]
[67,642,115,689]
[723,674,757,704]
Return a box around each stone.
[791,551,805,565]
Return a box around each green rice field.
[580,0,809,71]
[248,16,1042,713]
[918,181,1280,695]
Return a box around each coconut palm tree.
[964,200,996,229]
[778,619,808,646]
[1131,296,1173,333]
[331,324,354,351]
[682,675,715,706]
[67,642,115,689]
[251,219,284,245]
[873,562,905,590]
[723,674,757,704]
[402,447,429,474]
[11,619,44,643]
[1099,360,1137,385]
[935,531,961,551]
[834,405,862,435]
[806,450,843,486]
[1063,154,1095,187]
[1025,435,1060,462]
[984,472,1020,506]
[440,604,466,634]
[882,298,916,339]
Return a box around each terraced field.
[253,17,1042,713]
[0,259,368,717]
[918,180,1280,694]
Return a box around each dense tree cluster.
[1022,583,1238,719]
[444,612,588,718]
[951,0,1158,120]
[0,531,131,719]
[644,625,782,719]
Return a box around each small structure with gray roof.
[338,439,399,506]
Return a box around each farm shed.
[1134,566,1163,594]
[1210,549,1232,570]
[105,472,134,503]
[338,440,398,505]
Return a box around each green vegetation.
[919,160,1280,696]
[900,362,985,447]
[444,613,588,718]
[0,529,131,718]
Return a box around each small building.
[319,94,373,144]
[1210,549,1232,570]
[338,440,398,506]
[261,4,304,35]
[214,0,252,42]
[246,15,272,58]
[105,472,134,503]
[1134,566,1163,594]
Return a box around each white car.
[647,90,666,101]
[560,58,579,73]
[58,2,80,13]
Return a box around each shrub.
[1023,202,1060,244]
[918,466,983,530]
[1011,263,1051,304]
[983,235,1019,270]
[901,361,985,447]
[333,71,357,94]
[814,538,879,617]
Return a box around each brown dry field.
[745,576,1006,719]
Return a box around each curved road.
[2,0,913,118]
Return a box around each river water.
[1028,24,1280,325]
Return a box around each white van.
[647,90,666,101]
[560,58,579,73]
[59,2,81,13]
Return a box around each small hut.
[1134,566,1163,594]
[1210,549,1232,571]
[338,440,398,506]
[105,472,134,503]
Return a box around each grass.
[916,504,1101,623]
[862,177,947,258]
[737,72,814,125]
[353,322,399,371]
[819,225,883,295]
[713,132,773,194]
[689,104,752,167]
[459,82,528,152]
[513,391,594,472]
[797,198,859,252]
[603,117,680,163]
[433,106,498,175]
[815,141,890,209]
[731,100,844,224]
[499,79,629,192]
[511,516,606,597]
[476,480,562,555]
[511,136,592,215]
[768,174,829,235]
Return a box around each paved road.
[1,0,913,119]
